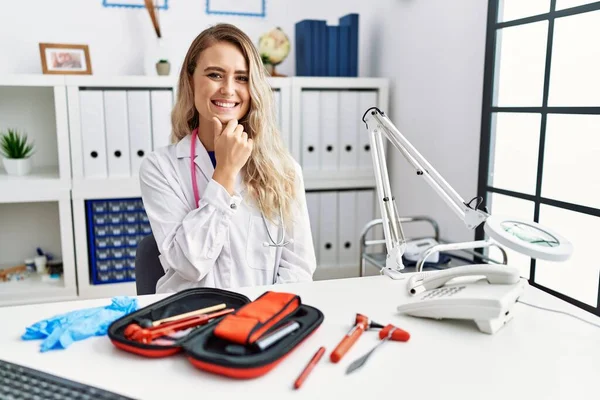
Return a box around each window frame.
[478,0,600,317]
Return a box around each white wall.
[374,0,489,243]
[0,0,387,77]
[0,0,489,244]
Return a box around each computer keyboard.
[0,358,135,400]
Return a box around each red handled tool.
[294,347,326,389]
[124,308,235,344]
[330,313,383,363]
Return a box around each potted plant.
[0,128,35,176]
[156,59,170,76]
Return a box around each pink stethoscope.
[189,129,290,247]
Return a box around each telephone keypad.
[422,285,466,299]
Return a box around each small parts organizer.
[86,198,151,285]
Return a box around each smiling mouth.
[211,100,239,110]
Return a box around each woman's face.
[192,41,251,128]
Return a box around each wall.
[0,0,386,78]
[374,0,489,244]
[0,0,489,244]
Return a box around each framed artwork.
[206,0,266,17]
[102,0,169,10]
[39,43,93,75]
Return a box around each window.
[479,0,600,316]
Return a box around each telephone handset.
[397,265,526,334]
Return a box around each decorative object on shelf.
[144,0,162,38]
[39,43,93,75]
[0,128,35,176]
[102,0,168,10]
[295,13,359,77]
[258,27,290,77]
[206,0,266,17]
[156,59,171,75]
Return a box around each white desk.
[0,275,598,400]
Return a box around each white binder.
[357,189,376,244]
[273,89,281,129]
[150,90,173,150]
[127,90,153,176]
[338,91,360,170]
[305,191,320,263]
[301,91,320,171]
[79,90,108,178]
[338,191,358,267]
[318,191,338,268]
[358,91,378,169]
[319,90,339,171]
[103,90,131,177]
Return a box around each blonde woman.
[139,24,316,293]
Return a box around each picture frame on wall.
[206,0,265,17]
[39,43,93,75]
[102,0,168,10]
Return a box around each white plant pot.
[2,157,32,176]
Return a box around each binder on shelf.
[319,90,339,171]
[294,14,358,77]
[339,13,359,77]
[103,91,131,178]
[79,90,108,178]
[357,189,377,245]
[150,90,173,150]
[338,90,360,170]
[301,90,320,171]
[358,91,378,170]
[327,25,339,76]
[295,20,313,76]
[305,191,320,263]
[273,89,282,130]
[127,90,153,176]
[318,191,338,268]
[338,191,358,267]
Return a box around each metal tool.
[345,326,397,374]
[330,313,384,363]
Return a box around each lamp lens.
[500,221,560,248]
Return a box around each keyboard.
[0,358,135,400]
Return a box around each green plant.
[158,59,169,63]
[0,129,35,159]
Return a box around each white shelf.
[78,281,137,300]
[71,177,142,200]
[292,77,390,89]
[0,273,77,307]
[303,169,376,190]
[0,166,69,203]
[64,75,177,88]
[0,74,65,87]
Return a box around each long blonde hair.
[171,23,297,226]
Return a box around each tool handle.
[141,308,234,343]
[294,347,326,389]
[152,303,227,326]
[330,326,364,363]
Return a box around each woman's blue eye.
[208,73,222,79]
[237,76,249,82]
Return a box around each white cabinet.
[0,75,389,305]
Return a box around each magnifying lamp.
[362,107,573,279]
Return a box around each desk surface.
[0,275,598,400]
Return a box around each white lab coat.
[138,133,317,293]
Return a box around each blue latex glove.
[22,296,138,352]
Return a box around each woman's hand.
[212,117,253,194]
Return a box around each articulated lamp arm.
[362,107,573,279]
[362,107,489,278]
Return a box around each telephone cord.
[517,300,600,329]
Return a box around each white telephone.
[397,265,527,334]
